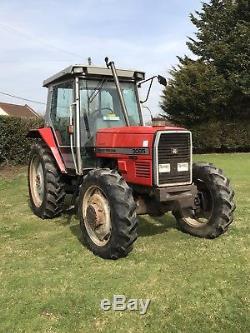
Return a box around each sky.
[0,0,202,122]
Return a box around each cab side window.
[50,81,73,146]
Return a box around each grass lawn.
[0,153,249,333]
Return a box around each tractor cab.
[43,61,146,173]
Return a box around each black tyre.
[79,169,138,259]
[174,162,236,238]
[28,141,66,219]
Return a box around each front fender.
[27,128,66,173]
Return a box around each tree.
[161,0,250,126]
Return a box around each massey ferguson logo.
[171,148,178,154]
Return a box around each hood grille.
[155,131,192,186]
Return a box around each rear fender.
[27,128,66,173]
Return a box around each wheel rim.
[82,185,111,246]
[29,155,45,208]
[183,180,213,227]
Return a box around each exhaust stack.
[105,57,130,126]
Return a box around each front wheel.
[173,162,236,238]
[79,169,138,259]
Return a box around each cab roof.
[43,65,145,87]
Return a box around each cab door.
[49,80,77,171]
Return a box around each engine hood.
[97,125,186,135]
[96,125,188,150]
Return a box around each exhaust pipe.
[105,57,130,126]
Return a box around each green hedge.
[191,120,250,153]
[0,116,249,166]
[0,116,44,165]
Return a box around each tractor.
[27,58,235,259]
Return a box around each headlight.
[159,163,171,173]
[177,162,189,172]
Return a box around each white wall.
[0,107,8,115]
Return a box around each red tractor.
[27,58,235,259]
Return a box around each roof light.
[73,67,84,74]
[135,71,145,81]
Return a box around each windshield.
[79,79,141,144]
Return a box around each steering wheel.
[92,107,114,117]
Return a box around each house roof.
[0,102,40,118]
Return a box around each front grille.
[135,161,151,179]
[156,131,191,185]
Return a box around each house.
[0,102,40,119]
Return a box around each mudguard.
[27,128,66,173]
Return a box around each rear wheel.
[174,162,235,238]
[28,141,66,219]
[79,169,138,259]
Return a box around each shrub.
[191,120,250,153]
[0,115,249,166]
[0,116,44,165]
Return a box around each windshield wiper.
[88,78,107,104]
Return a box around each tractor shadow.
[60,209,84,243]
[137,214,178,237]
[64,213,178,244]
[57,196,179,242]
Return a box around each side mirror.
[157,75,167,86]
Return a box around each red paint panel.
[96,128,155,186]
[96,132,154,152]
[118,158,153,186]
[96,126,187,186]
[30,128,66,173]
[97,125,185,135]
[117,160,128,173]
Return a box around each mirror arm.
[140,78,154,104]
[137,75,157,88]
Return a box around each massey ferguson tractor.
[27,58,235,259]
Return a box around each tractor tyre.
[173,162,235,238]
[28,141,66,219]
[79,169,138,259]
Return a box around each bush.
[0,116,248,165]
[191,120,250,153]
[0,116,44,165]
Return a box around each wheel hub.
[29,156,44,207]
[182,185,213,227]
[83,187,111,245]
[36,175,40,186]
[86,203,105,228]
[86,205,98,228]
